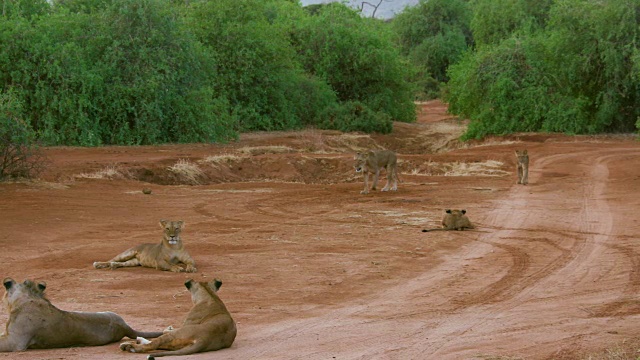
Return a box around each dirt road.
[1,101,639,359]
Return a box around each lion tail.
[145,342,208,359]
[133,330,164,339]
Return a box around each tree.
[446,0,640,139]
[293,3,415,124]
[392,0,472,99]
[0,89,45,180]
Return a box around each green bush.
[446,0,640,139]
[392,0,472,99]
[0,90,45,180]
[187,0,313,131]
[319,101,392,134]
[293,3,415,123]
[1,0,236,146]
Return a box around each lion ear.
[177,220,185,228]
[461,209,467,214]
[210,279,222,292]
[159,220,168,228]
[523,149,528,155]
[3,278,15,290]
[445,209,452,214]
[37,282,46,291]
[184,279,194,290]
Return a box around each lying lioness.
[94,220,197,273]
[120,279,236,358]
[422,209,475,232]
[0,278,162,351]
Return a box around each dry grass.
[443,160,508,177]
[461,139,520,149]
[323,133,382,152]
[237,145,294,156]
[201,154,246,166]
[75,165,123,180]
[167,159,203,185]
[582,338,640,360]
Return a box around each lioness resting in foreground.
[422,209,475,232]
[94,220,196,273]
[120,279,236,359]
[354,150,399,194]
[0,278,162,351]
[515,149,529,185]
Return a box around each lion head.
[3,278,48,308]
[160,220,184,247]
[353,152,370,173]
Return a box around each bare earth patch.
[1,100,639,359]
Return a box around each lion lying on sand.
[422,209,475,232]
[120,278,236,359]
[94,220,197,273]
[0,278,162,351]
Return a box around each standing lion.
[119,278,236,358]
[93,220,196,273]
[353,150,399,194]
[0,278,162,351]
[515,149,529,185]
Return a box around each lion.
[354,150,399,194]
[515,149,529,185]
[119,279,236,359]
[93,220,197,273]
[422,209,475,232]
[0,278,162,351]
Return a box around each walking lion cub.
[353,149,399,194]
[422,209,474,232]
[515,149,529,185]
[93,220,196,273]
[119,279,236,358]
[0,278,162,351]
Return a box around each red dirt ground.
[1,100,639,360]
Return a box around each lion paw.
[185,265,197,273]
[119,342,136,352]
[170,266,184,273]
[360,190,369,194]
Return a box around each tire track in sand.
[217,146,640,360]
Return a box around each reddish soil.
[1,100,639,359]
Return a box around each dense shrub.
[446,0,640,139]
[292,3,416,123]
[319,101,393,134]
[187,0,319,131]
[469,0,552,46]
[392,0,472,99]
[0,90,45,180]
[1,0,236,145]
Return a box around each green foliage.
[1,0,50,19]
[392,0,473,96]
[0,0,420,146]
[320,101,392,134]
[470,0,552,46]
[447,0,640,139]
[292,3,416,123]
[0,0,236,145]
[0,89,45,180]
[187,0,314,131]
